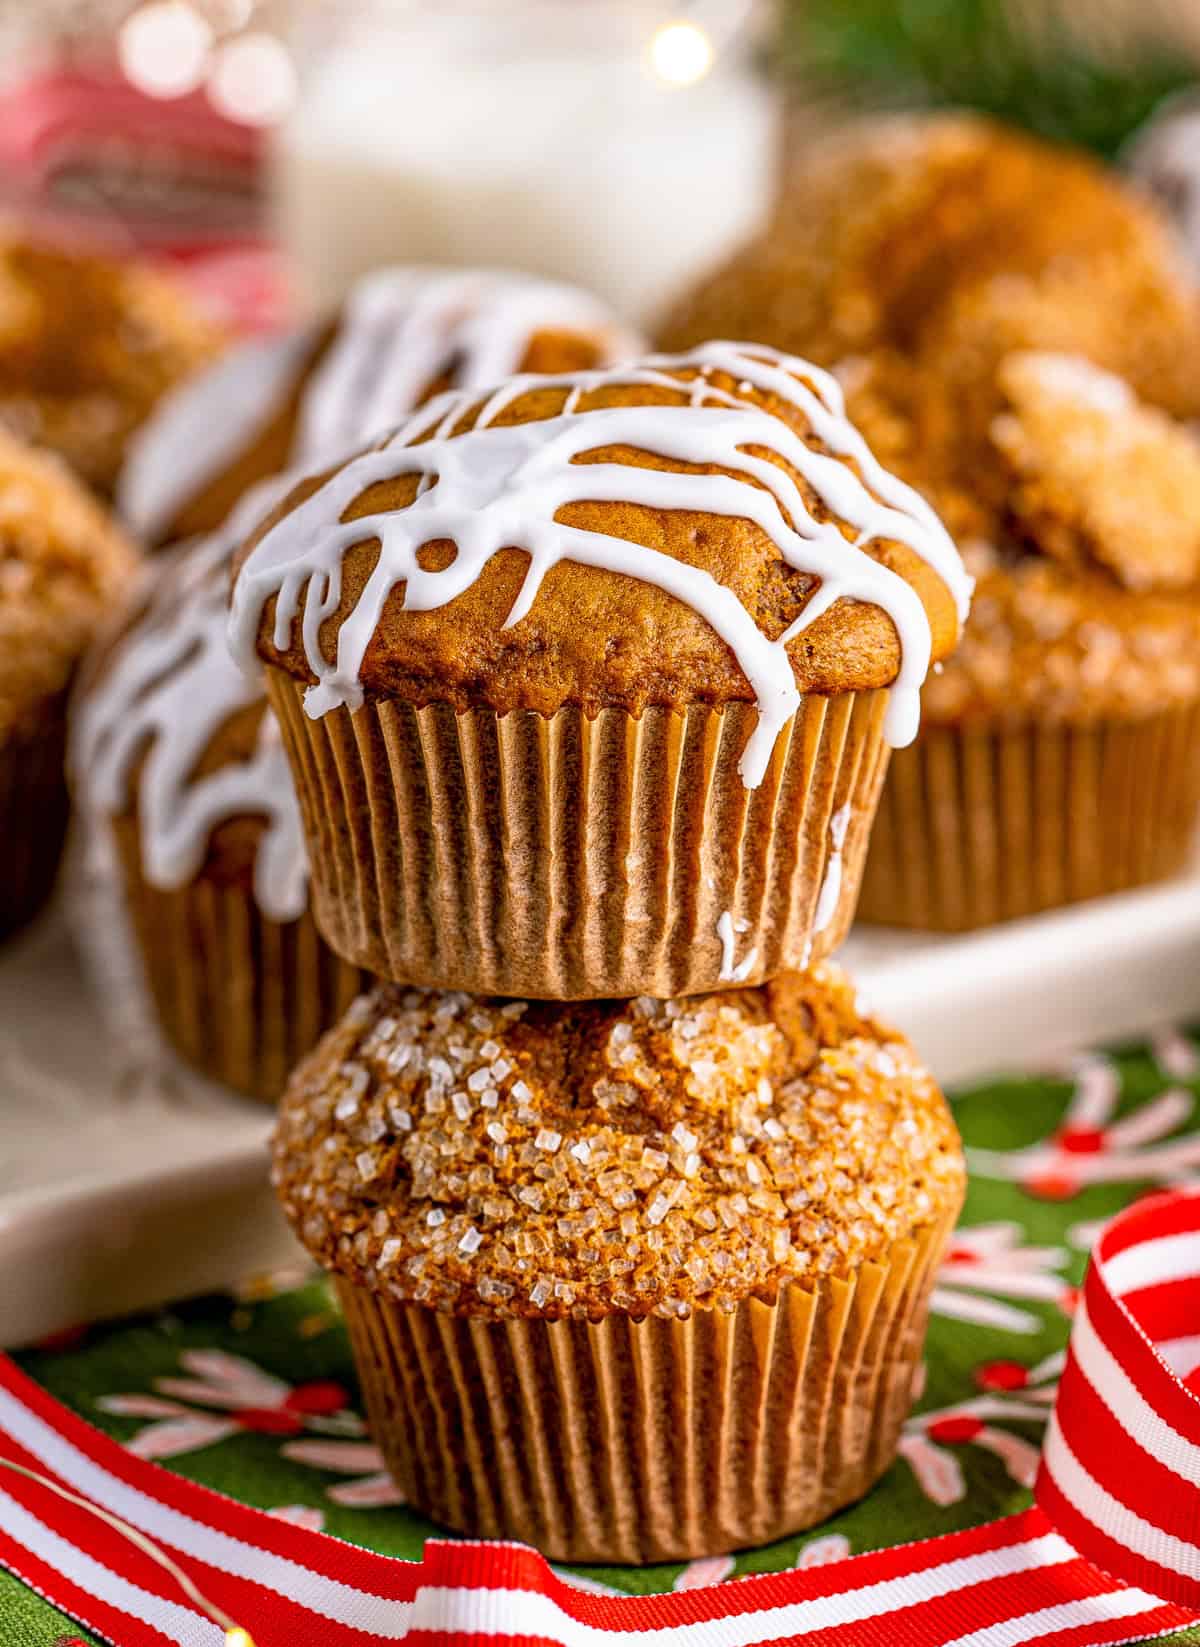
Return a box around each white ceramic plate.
[3,865,1199,1348]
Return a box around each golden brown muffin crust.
[0,236,220,496]
[0,430,138,733]
[272,965,965,1320]
[235,359,963,715]
[660,113,1200,420]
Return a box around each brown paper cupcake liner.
[0,690,71,940]
[111,816,366,1103]
[266,680,892,998]
[336,1210,954,1565]
[858,705,1200,931]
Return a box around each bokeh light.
[208,31,297,125]
[648,21,715,86]
[118,1,214,100]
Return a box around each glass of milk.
[273,0,778,327]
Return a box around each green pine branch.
[778,0,1198,156]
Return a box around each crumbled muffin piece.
[992,352,1200,593]
[272,967,965,1321]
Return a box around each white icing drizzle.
[118,268,640,545]
[74,478,308,923]
[294,267,643,465]
[717,911,758,984]
[229,342,972,789]
[812,802,853,936]
[118,326,321,543]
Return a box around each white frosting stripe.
[75,479,309,923]
[230,343,971,790]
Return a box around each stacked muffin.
[74,267,642,1098]
[661,114,1200,928]
[231,338,970,1560]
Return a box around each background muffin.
[859,353,1200,926]
[0,234,220,500]
[120,265,644,547]
[72,500,365,1102]
[231,341,969,997]
[662,116,1200,927]
[273,964,965,1562]
[660,112,1200,540]
[0,429,137,937]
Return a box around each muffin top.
[72,480,306,919]
[659,113,1200,425]
[860,352,1200,725]
[0,235,220,498]
[272,965,965,1321]
[0,430,138,733]
[120,266,644,546]
[230,342,970,786]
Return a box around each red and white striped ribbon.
[1038,1186,1200,1613]
[0,1185,1198,1647]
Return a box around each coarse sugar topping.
[272,966,964,1321]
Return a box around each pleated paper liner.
[337,1208,956,1566]
[111,815,366,1104]
[858,703,1200,931]
[0,689,71,940]
[266,679,892,998]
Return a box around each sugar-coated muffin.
[230,341,969,997]
[72,495,364,1100]
[120,266,643,546]
[858,353,1200,926]
[273,964,965,1561]
[0,234,220,499]
[0,430,138,936]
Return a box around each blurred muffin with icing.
[273,963,965,1562]
[72,490,365,1101]
[0,431,138,937]
[0,234,220,500]
[120,266,644,547]
[230,341,969,998]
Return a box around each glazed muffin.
[273,964,965,1562]
[660,112,1200,540]
[72,496,365,1101]
[230,341,969,998]
[858,353,1200,927]
[0,430,138,937]
[0,234,220,499]
[120,266,644,547]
